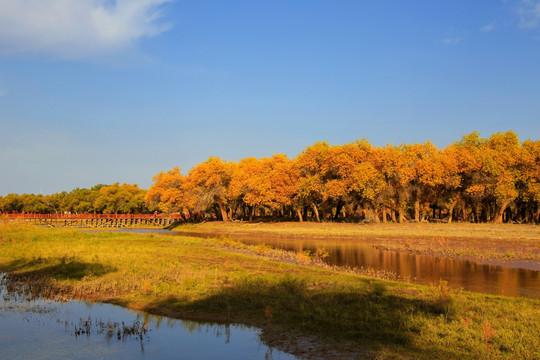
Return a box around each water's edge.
[0,273,296,360]
[119,228,540,299]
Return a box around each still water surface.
[0,277,295,360]
[129,229,540,299]
[231,234,540,299]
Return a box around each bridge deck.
[3,213,184,228]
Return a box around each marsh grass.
[1,224,539,359]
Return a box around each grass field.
[1,223,540,359]
[173,221,540,240]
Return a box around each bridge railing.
[3,213,185,220]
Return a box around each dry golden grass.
[176,221,540,241]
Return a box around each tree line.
[146,131,539,224]
[0,183,148,214]
[1,131,539,223]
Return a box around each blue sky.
[1,0,539,195]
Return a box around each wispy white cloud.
[480,22,496,32]
[0,0,174,59]
[442,37,461,45]
[517,0,540,29]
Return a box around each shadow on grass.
[135,275,455,358]
[1,257,116,280]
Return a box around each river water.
[126,229,540,299]
[0,276,295,360]
[228,234,540,299]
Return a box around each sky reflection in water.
[0,281,295,360]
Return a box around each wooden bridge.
[3,213,184,228]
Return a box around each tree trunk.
[397,206,405,223]
[219,203,228,222]
[447,194,460,223]
[481,205,488,223]
[373,208,380,223]
[382,207,387,223]
[462,207,468,222]
[390,209,397,222]
[494,198,513,224]
[311,203,321,223]
[473,204,480,223]
[334,201,344,220]
[297,209,303,223]
[414,199,420,222]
